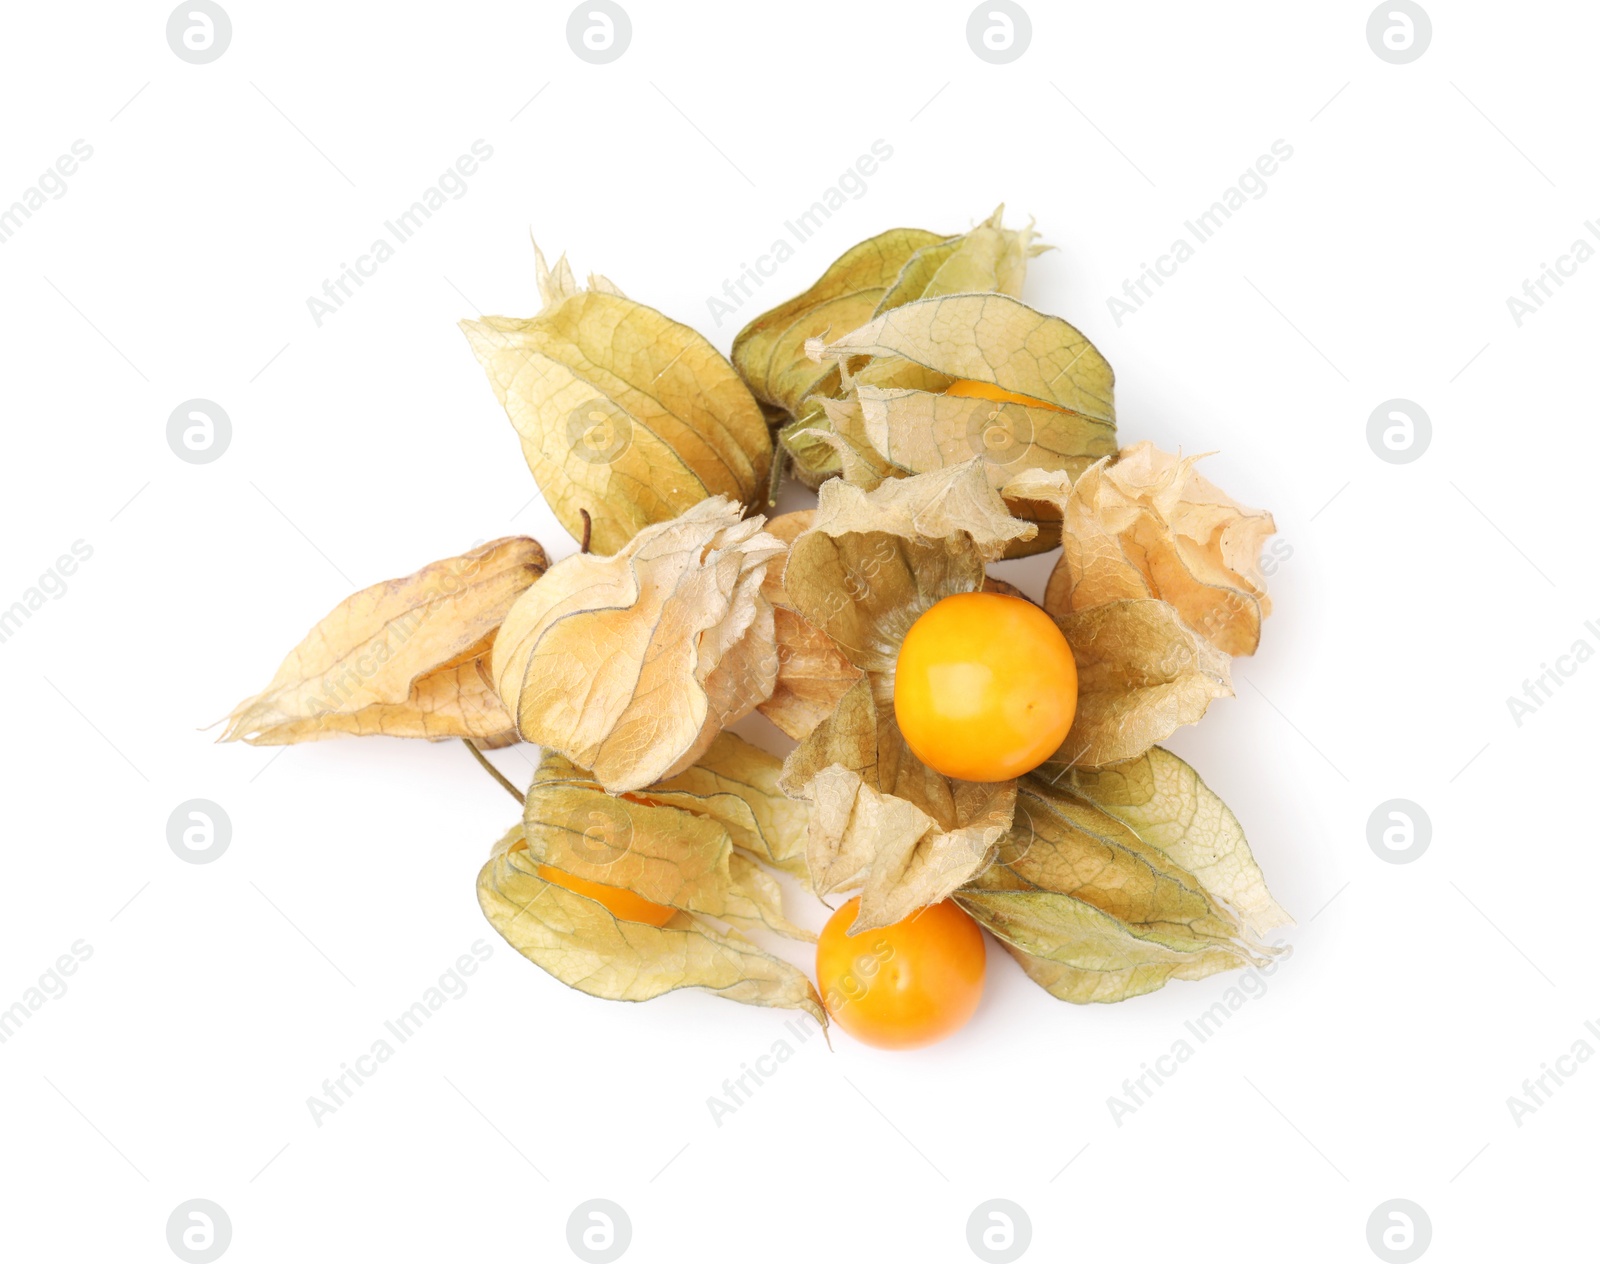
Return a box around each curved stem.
[461,739,524,805]
[579,508,592,555]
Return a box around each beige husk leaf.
[791,292,1116,554]
[221,537,548,745]
[793,385,1115,557]
[957,748,1289,1004]
[762,609,862,743]
[731,208,1047,486]
[1006,443,1276,655]
[784,680,1016,931]
[479,822,825,1024]
[1046,598,1233,769]
[755,511,862,742]
[777,462,1035,932]
[461,246,771,555]
[491,499,783,794]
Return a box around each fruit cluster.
[224,210,1289,1050]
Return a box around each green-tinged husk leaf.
[1060,746,1290,938]
[479,823,825,1023]
[776,400,843,489]
[521,746,811,939]
[732,227,945,422]
[807,291,1114,420]
[957,749,1288,1003]
[641,732,813,888]
[795,396,898,490]
[793,291,1116,552]
[461,247,771,555]
[874,205,1042,312]
[738,208,1047,486]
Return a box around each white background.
[1,2,1595,1261]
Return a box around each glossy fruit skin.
[815,897,986,1050]
[893,592,1077,782]
[534,863,676,927]
[944,378,1066,412]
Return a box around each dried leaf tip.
[221,537,548,747]
[463,240,771,555]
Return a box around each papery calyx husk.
[795,292,1117,552]
[462,246,772,555]
[638,730,813,889]
[732,227,942,424]
[754,510,862,742]
[491,497,783,794]
[1044,597,1233,770]
[513,736,812,938]
[776,461,1036,932]
[221,537,548,746]
[478,752,825,1024]
[1007,442,1276,655]
[730,207,1048,487]
[957,747,1290,1004]
[478,735,823,1022]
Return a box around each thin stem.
[579,508,592,554]
[461,740,524,805]
[765,446,788,509]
